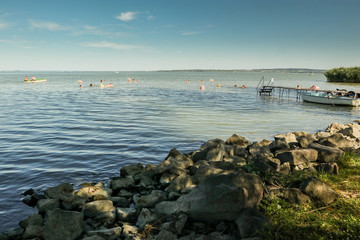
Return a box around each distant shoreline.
[156,68,326,73]
[0,68,326,74]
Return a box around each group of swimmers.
[24,76,36,81]
[78,79,114,88]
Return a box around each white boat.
[300,92,360,107]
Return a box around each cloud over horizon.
[28,19,67,31]
[116,11,138,22]
[82,41,143,50]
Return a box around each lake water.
[1,71,360,231]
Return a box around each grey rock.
[2,228,24,240]
[153,155,193,176]
[94,211,116,226]
[62,195,87,210]
[248,142,273,158]
[338,123,360,138]
[266,188,311,204]
[135,190,167,208]
[121,223,141,240]
[109,177,136,191]
[121,163,144,177]
[160,214,188,235]
[22,225,42,239]
[41,208,83,240]
[235,208,270,238]
[234,146,249,158]
[159,172,177,185]
[277,162,291,174]
[225,134,251,147]
[274,132,297,145]
[81,235,105,240]
[193,164,234,184]
[325,122,346,133]
[309,143,344,163]
[116,207,137,222]
[87,227,122,240]
[269,140,290,153]
[19,213,43,228]
[275,148,318,166]
[154,230,177,240]
[155,172,263,224]
[45,182,74,201]
[82,200,114,218]
[36,199,60,214]
[318,133,356,149]
[300,177,338,205]
[76,182,112,200]
[136,208,159,229]
[165,173,194,192]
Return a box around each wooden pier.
[255,77,349,99]
[257,85,349,99]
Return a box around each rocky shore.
[1,121,360,240]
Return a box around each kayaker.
[24,76,28,81]
[31,76,36,80]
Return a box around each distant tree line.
[324,67,360,83]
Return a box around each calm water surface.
[1,71,360,230]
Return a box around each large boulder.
[120,163,144,177]
[37,199,60,214]
[275,148,318,168]
[153,153,194,175]
[134,190,167,208]
[325,122,346,134]
[109,177,136,191]
[76,182,112,200]
[248,142,273,158]
[338,123,360,138]
[164,173,194,192]
[203,139,226,162]
[266,188,311,205]
[318,133,357,149]
[41,208,83,240]
[87,227,122,240]
[45,183,74,201]
[193,164,236,184]
[300,177,338,205]
[309,143,344,163]
[225,134,251,147]
[82,200,115,218]
[235,208,270,238]
[274,132,298,146]
[155,172,263,224]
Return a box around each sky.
[0,0,359,71]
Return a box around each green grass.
[258,152,360,240]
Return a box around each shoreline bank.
[1,121,360,239]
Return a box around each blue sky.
[0,0,359,71]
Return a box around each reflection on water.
[0,71,360,231]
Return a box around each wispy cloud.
[82,41,143,50]
[0,21,9,30]
[116,11,138,22]
[71,25,127,37]
[28,19,67,31]
[181,31,200,36]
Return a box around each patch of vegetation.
[324,67,360,83]
[258,152,360,240]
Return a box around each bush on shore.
[324,67,360,83]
